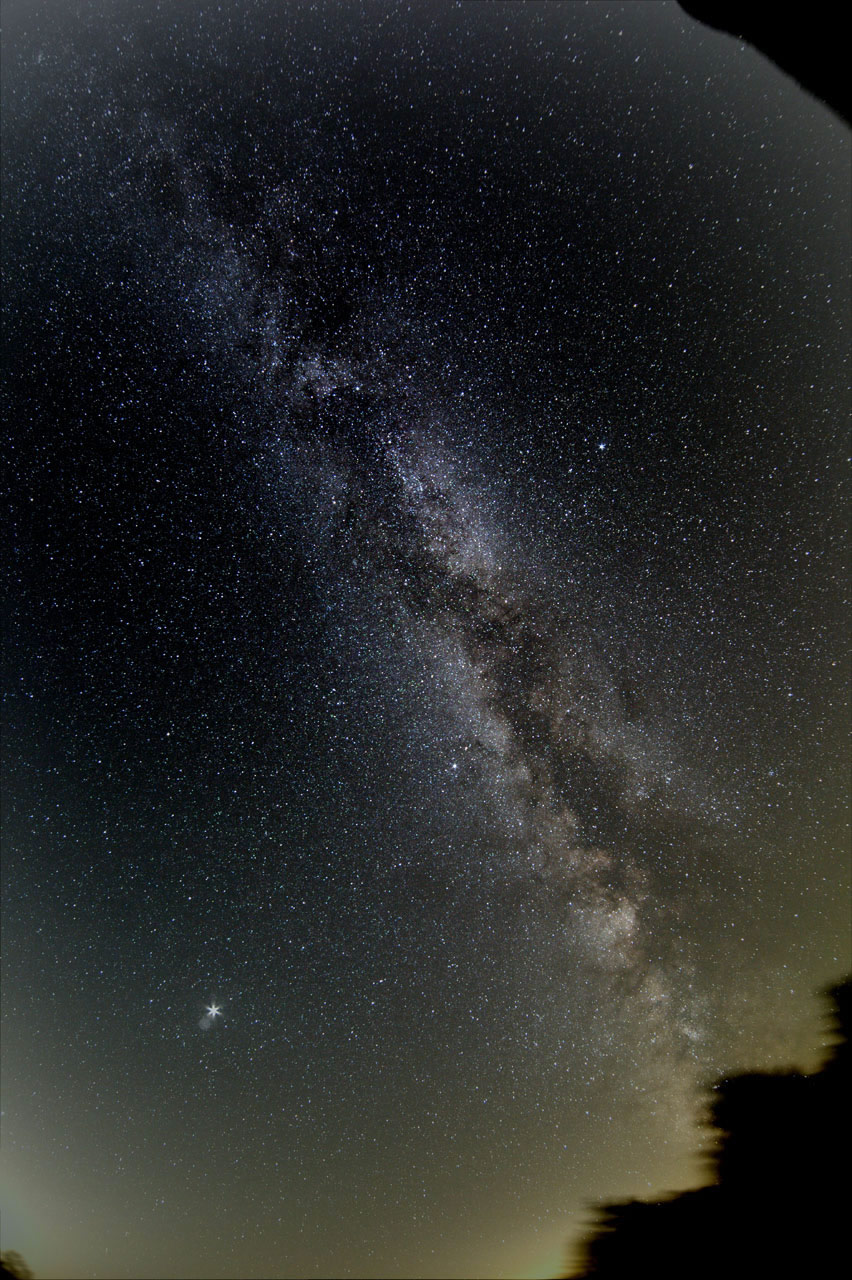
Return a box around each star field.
[1,3,849,1279]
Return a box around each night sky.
[1,3,849,1278]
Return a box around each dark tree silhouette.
[0,1253,34,1280]
[565,979,851,1279]
[678,3,850,123]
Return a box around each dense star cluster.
[1,3,848,1279]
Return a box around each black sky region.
[1,3,849,1278]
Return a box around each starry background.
[1,2,849,1278]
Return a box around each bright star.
[206,1003,222,1018]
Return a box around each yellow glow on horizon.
[515,1237,577,1280]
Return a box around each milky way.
[2,4,848,1279]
